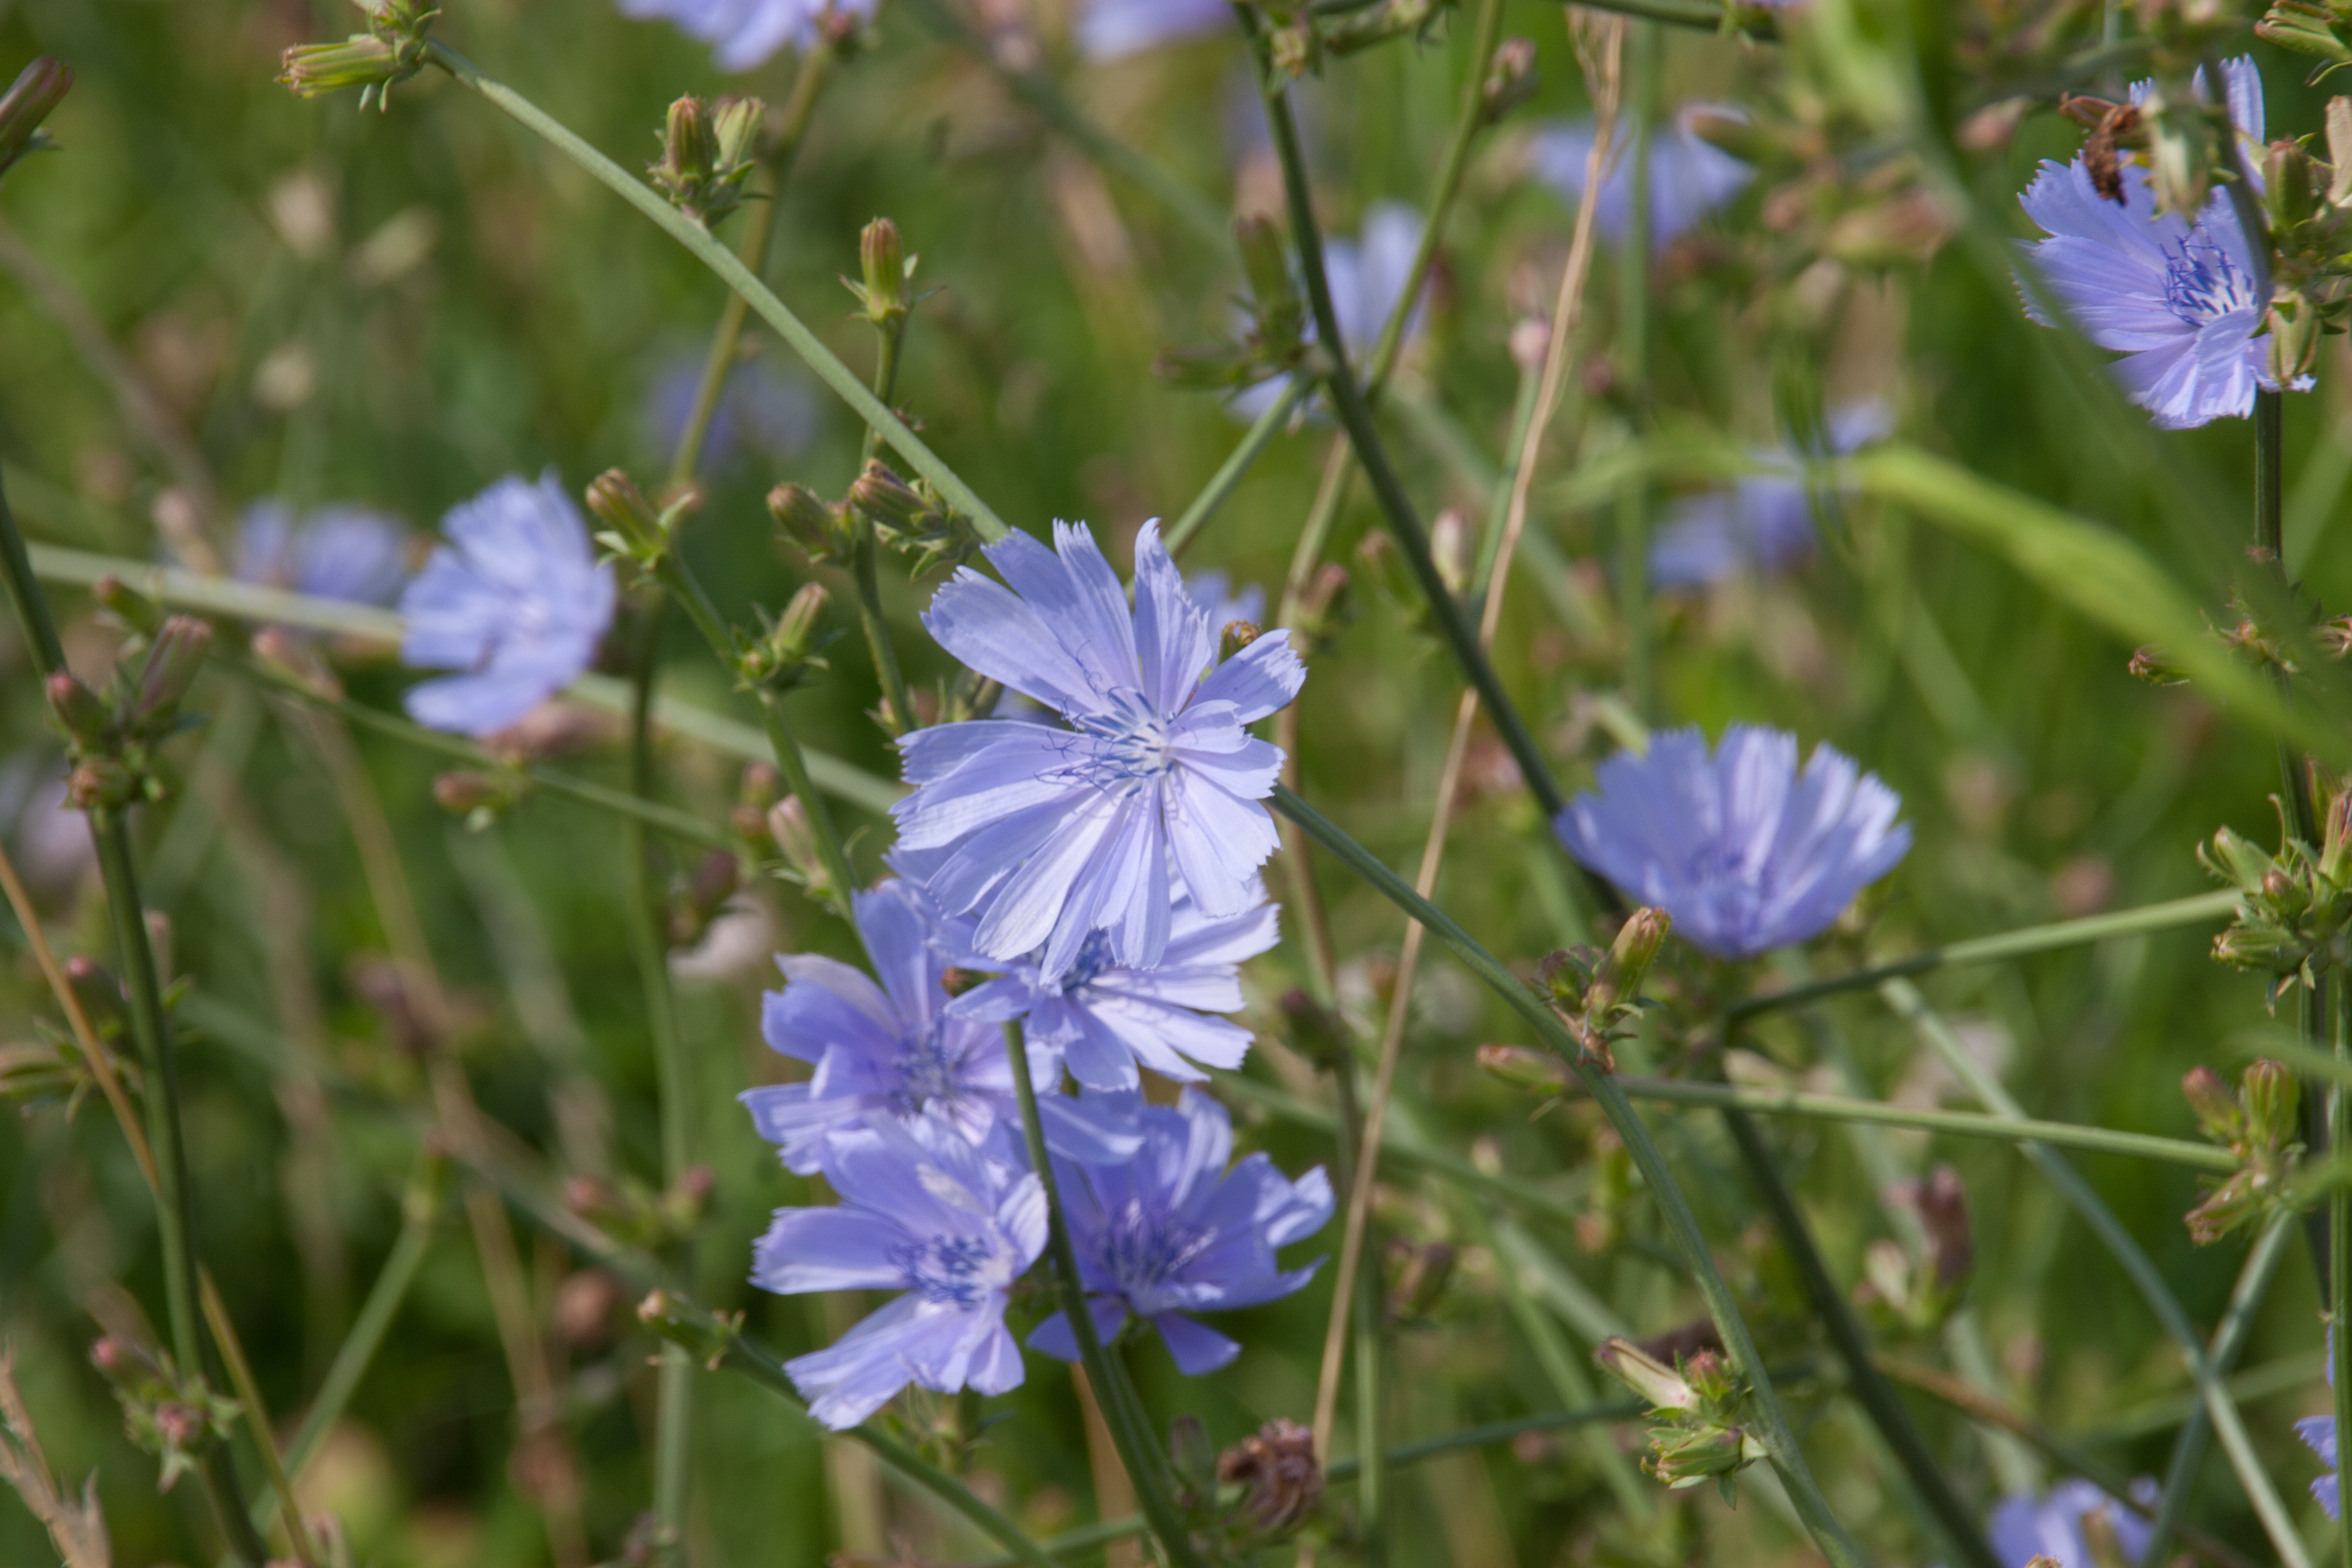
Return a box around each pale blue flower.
[2016,56,2303,430]
[1232,202,1424,423]
[759,1119,1046,1428]
[398,471,617,737]
[235,501,409,606]
[1028,1088,1331,1375]
[894,521,1306,979]
[948,890,1279,1091]
[1555,724,1910,959]
[618,0,875,71]
[1649,401,1892,590]
[741,878,1140,1173]
[1079,0,1230,60]
[643,352,818,471]
[1185,571,1266,638]
[2298,1340,2342,1518]
[1988,1479,2155,1568]
[1529,105,1753,249]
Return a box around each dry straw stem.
[0,1348,112,1568]
[1310,6,1627,1460]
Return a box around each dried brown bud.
[1218,1418,1323,1539]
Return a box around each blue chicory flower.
[397,471,618,738]
[1988,1479,2156,1568]
[947,891,1280,1091]
[1554,724,1910,960]
[235,501,410,606]
[2298,1336,2343,1519]
[2015,56,2303,430]
[1185,570,1267,638]
[1028,1087,1332,1375]
[617,0,875,72]
[642,350,818,471]
[1528,105,1753,250]
[742,878,1140,1173]
[759,1119,1046,1428]
[1078,0,1230,60]
[1231,201,1424,424]
[1649,401,1893,591]
[893,520,1306,979]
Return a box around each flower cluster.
[745,522,1322,1428]
[2201,785,2352,1006]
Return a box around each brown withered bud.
[1277,987,1350,1066]
[2127,644,2189,685]
[1217,1418,1323,1540]
[552,1269,624,1349]
[1889,1165,1973,1290]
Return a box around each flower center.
[891,1017,969,1116]
[893,1234,996,1308]
[2161,227,2256,327]
[1097,1198,1214,1291]
[1063,929,1117,989]
[1062,688,1178,797]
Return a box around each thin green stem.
[1616,1075,2234,1169]
[1618,23,1657,720]
[1164,373,1309,559]
[999,1023,1208,1568]
[1267,783,1865,1567]
[1240,27,1567,826]
[1328,1049,1385,1565]
[1719,1109,2002,1568]
[425,40,1010,545]
[2334,975,2352,1568]
[285,1157,441,1479]
[1727,890,2241,1020]
[852,317,917,735]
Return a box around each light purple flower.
[1555,725,1910,960]
[1649,401,1893,590]
[1185,571,1266,638]
[1028,1088,1331,1375]
[1078,0,1230,60]
[2016,56,2303,430]
[1232,202,1424,423]
[948,891,1279,1091]
[617,0,874,71]
[235,502,409,606]
[759,1120,1046,1428]
[1528,105,1753,249]
[1988,1479,2155,1568]
[398,471,617,737]
[643,352,818,471]
[893,521,1306,979]
[742,878,1140,1173]
[2298,1340,2342,1518]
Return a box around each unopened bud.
[2331,98,2352,208]
[650,95,762,226]
[2260,3,2352,69]
[767,481,851,562]
[742,582,832,691]
[636,1287,745,1371]
[846,460,935,533]
[1477,1042,1569,1093]
[2267,138,2318,230]
[46,672,111,744]
[0,57,72,181]
[585,469,665,560]
[89,1336,141,1383]
[131,616,213,728]
[1596,1336,1696,1410]
[857,217,910,325]
[712,95,764,175]
[1590,906,1671,1012]
[2182,1065,2243,1142]
[1218,620,1261,663]
[280,34,398,97]
[767,795,836,899]
[1430,507,1474,595]
[2242,1057,2300,1150]
[1480,37,1538,121]
[90,575,164,637]
[66,756,134,811]
[2262,867,2296,902]
[1536,948,1595,1010]
[2268,289,2322,385]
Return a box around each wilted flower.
[756,1120,1045,1428]
[1988,1479,2157,1567]
[398,471,618,736]
[1028,1088,1332,1374]
[2015,57,2306,430]
[1555,726,1910,960]
[1231,202,1426,422]
[1528,105,1753,249]
[894,521,1306,978]
[740,879,1138,1172]
[1078,0,1230,60]
[1217,1419,1323,1541]
[1649,403,1892,591]
[234,501,409,606]
[617,0,874,71]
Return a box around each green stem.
[1241,26,1569,826]
[999,1024,1208,1568]
[1267,783,1865,1568]
[1328,1048,1385,1566]
[1163,373,1309,559]
[1616,1075,2233,1169]
[852,320,918,736]
[2334,975,2352,1568]
[1726,890,2241,1020]
[424,40,1010,546]
[1618,23,1657,720]
[1719,1108,2002,1568]
[285,1155,442,1479]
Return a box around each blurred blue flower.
[235,501,410,606]
[2298,1340,2342,1518]
[1988,1479,2155,1568]
[948,891,1279,1091]
[1185,570,1266,637]
[642,351,819,471]
[760,1119,1046,1428]
[1649,401,1892,591]
[618,0,873,71]
[397,471,617,737]
[1231,201,1424,423]
[743,877,1140,1172]
[1028,1087,1332,1375]
[1555,724,1910,960]
[2016,56,2303,430]
[1528,105,1752,249]
[895,521,1306,979]
[1079,0,1230,60]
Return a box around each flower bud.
[2267,289,2322,386]
[767,481,852,563]
[0,57,71,182]
[767,795,836,901]
[2127,644,2189,685]
[1480,38,1538,122]
[1217,1418,1322,1540]
[846,460,936,534]
[2182,1065,2243,1142]
[857,217,910,327]
[585,469,666,563]
[2266,138,2319,230]
[90,575,164,637]
[636,1288,746,1371]
[2242,1057,2300,1151]
[1477,1042,1569,1093]
[742,583,832,691]
[279,34,399,98]
[2259,1,2352,66]
[1596,1336,1697,1411]
[1588,906,1671,1014]
[650,95,763,227]
[1218,620,1261,663]
[46,672,112,744]
[711,95,765,177]
[130,616,213,729]
[66,756,134,812]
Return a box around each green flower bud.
[857,217,910,327]
[846,460,936,534]
[130,616,213,729]
[767,481,852,564]
[91,575,164,637]
[2265,138,2318,230]
[1589,906,1671,1015]
[636,1288,745,1371]
[2182,1065,2244,1143]
[2241,1057,2301,1153]
[1218,620,1262,663]
[2257,1,2352,64]
[1595,1336,1696,1412]
[1475,1042,1569,1093]
[650,95,764,227]
[767,795,836,901]
[2267,289,2322,386]
[46,672,111,744]
[0,57,72,183]
[584,468,668,565]
[1536,946,1598,1011]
